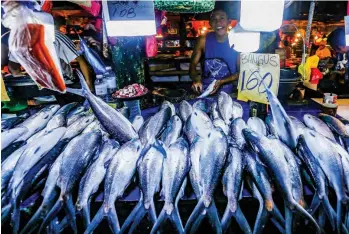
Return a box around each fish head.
[193,99,209,113]
[247,117,266,136]
[190,109,213,138]
[161,101,175,116]
[179,100,192,121]
[242,128,261,147]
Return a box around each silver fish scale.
[230,118,247,150]
[200,129,228,206]
[77,139,120,209]
[179,100,192,123]
[213,118,229,136]
[319,114,349,137]
[210,102,220,120]
[62,114,95,141]
[104,139,142,206]
[189,138,202,198]
[303,114,335,141]
[58,131,101,194]
[247,117,267,137]
[161,115,182,147]
[162,139,189,207]
[138,145,165,209]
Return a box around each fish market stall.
[2,1,349,234]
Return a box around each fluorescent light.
[240,0,285,32]
[228,24,260,53]
[346,35,349,46]
[105,20,156,36]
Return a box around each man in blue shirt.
[190,7,240,96]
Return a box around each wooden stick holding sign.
[237,53,280,104]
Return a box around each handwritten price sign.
[237,53,280,104]
[103,1,155,21]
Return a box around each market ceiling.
[51,1,347,22]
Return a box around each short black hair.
[210,6,230,19]
[283,40,289,46]
[54,16,66,28]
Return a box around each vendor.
[315,39,332,59]
[190,7,239,95]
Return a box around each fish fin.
[318,206,326,233]
[64,194,77,234]
[170,206,185,234]
[285,205,293,234]
[128,204,146,234]
[207,201,223,234]
[175,179,187,206]
[150,209,167,234]
[238,180,244,201]
[322,195,336,231]
[57,216,69,233]
[189,212,205,234]
[106,205,120,234]
[84,206,104,234]
[119,199,143,234]
[184,198,205,233]
[221,204,233,232]
[292,200,322,233]
[81,202,91,229]
[66,87,84,97]
[270,204,285,226]
[253,201,269,234]
[345,210,349,231]
[38,199,63,234]
[11,197,21,234]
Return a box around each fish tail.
[64,194,77,234]
[253,204,269,234]
[318,206,326,233]
[336,199,343,234]
[150,209,167,234]
[11,198,21,234]
[207,201,223,234]
[66,87,84,97]
[308,194,321,216]
[81,203,91,229]
[346,209,349,229]
[189,212,205,234]
[75,70,92,95]
[221,204,233,232]
[322,195,336,231]
[271,204,285,226]
[106,205,120,234]
[270,217,286,234]
[38,199,63,234]
[292,200,322,233]
[56,216,69,233]
[232,205,252,234]
[20,205,44,234]
[128,204,146,234]
[119,200,143,234]
[184,198,205,233]
[84,206,104,234]
[170,206,185,234]
[285,205,293,234]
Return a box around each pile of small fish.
[2,70,349,234]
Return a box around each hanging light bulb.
[240,0,285,32]
[296,33,301,37]
[203,26,207,31]
[295,38,299,42]
[315,36,318,40]
[201,30,206,34]
[228,23,260,53]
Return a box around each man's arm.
[75,55,94,91]
[189,36,205,82]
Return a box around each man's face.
[210,10,230,37]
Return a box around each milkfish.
[265,115,278,139]
[1,127,28,151]
[247,117,267,137]
[193,99,210,113]
[67,70,137,143]
[210,101,221,120]
[150,138,190,234]
[213,118,229,136]
[243,128,321,234]
[161,100,176,116]
[221,146,252,234]
[198,79,217,98]
[7,127,66,234]
[303,114,336,141]
[289,116,307,138]
[1,113,29,131]
[131,115,144,133]
[230,117,247,150]
[83,139,142,234]
[119,142,166,234]
[185,109,228,234]
[39,131,102,234]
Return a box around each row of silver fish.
[2,69,349,234]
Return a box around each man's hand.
[192,81,203,94]
[210,80,222,95]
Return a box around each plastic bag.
[310,68,323,84]
[8,6,66,93]
[298,55,319,82]
[145,36,158,58]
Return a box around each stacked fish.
[2,70,349,234]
